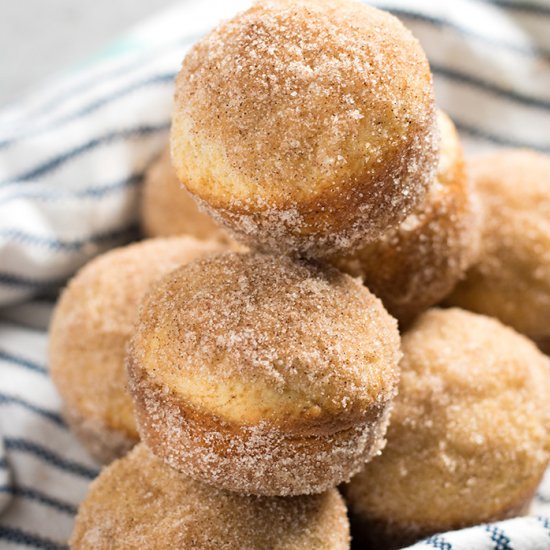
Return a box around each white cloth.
[0,0,549,548]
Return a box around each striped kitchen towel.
[0,0,549,548]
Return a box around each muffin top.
[171,0,437,255]
[129,251,401,433]
[346,308,550,531]
[71,444,350,550]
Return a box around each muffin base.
[348,483,538,550]
[128,360,394,496]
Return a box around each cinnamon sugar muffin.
[331,111,480,327]
[141,146,230,242]
[447,149,550,353]
[71,443,350,549]
[345,308,550,549]
[49,237,228,463]
[127,252,401,496]
[171,0,438,258]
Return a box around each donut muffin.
[171,0,438,258]
[447,149,550,353]
[345,308,550,549]
[70,443,350,550]
[330,111,480,327]
[127,252,401,496]
[141,146,230,242]
[49,237,228,463]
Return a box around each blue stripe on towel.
[0,73,176,150]
[535,516,550,534]
[0,273,67,291]
[475,0,550,16]
[0,224,139,253]
[0,526,67,550]
[452,118,550,152]
[485,524,513,550]
[28,295,58,305]
[0,350,48,376]
[0,486,77,516]
[0,173,143,205]
[0,123,169,186]
[375,5,550,59]
[425,534,453,549]
[431,63,550,111]
[0,394,66,429]
[3,438,98,480]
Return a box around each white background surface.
[0,0,177,107]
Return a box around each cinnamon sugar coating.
[446,149,550,353]
[345,308,550,549]
[127,251,401,495]
[71,444,350,550]
[330,111,481,327]
[141,146,231,243]
[49,237,228,463]
[171,0,438,257]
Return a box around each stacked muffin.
[49,1,550,549]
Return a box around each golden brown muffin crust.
[71,444,351,550]
[129,371,393,496]
[331,111,481,327]
[49,237,228,461]
[447,149,550,349]
[171,0,438,256]
[345,308,550,547]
